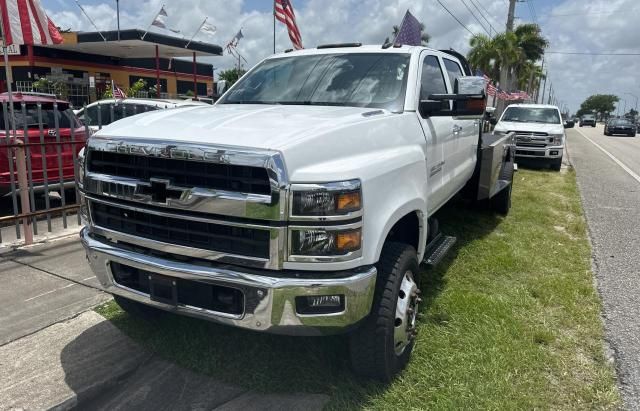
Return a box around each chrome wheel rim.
[393,270,420,355]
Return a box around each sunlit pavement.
[567,125,640,410]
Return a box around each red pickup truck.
[0,93,87,197]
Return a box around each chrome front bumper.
[515,146,564,159]
[80,227,377,336]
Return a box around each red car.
[0,92,88,197]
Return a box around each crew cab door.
[442,58,479,190]
[415,53,452,214]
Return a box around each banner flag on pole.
[0,0,63,45]
[394,10,421,46]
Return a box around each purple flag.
[395,10,422,46]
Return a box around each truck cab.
[79,44,513,381]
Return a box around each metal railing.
[0,99,89,246]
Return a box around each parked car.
[0,92,87,197]
[79,45,516,381]
[74,98,209,132]
[491,104,572,171]
[580,114,596,127]
[604,118,636,136]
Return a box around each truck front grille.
[91,201,270,258]
[88,151,272,195]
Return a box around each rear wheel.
[349,242,420,382]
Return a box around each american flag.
[0,0,63,45]
[487,83,497,97]
[112,81,126,99]
[274,0,303,50]
[394,10,422,46]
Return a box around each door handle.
[452,125,463,133]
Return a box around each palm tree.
[391,22,430,45]
[467,34,499,79]
[514,24,548,62]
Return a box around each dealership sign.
[2,44,20,55]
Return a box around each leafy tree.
[128,78,147,97]
[390,22,430,45]
[627,108,638,119]
[218,68,247,86]
[576,94,619,118]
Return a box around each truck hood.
[495,121,564,134]
[94,104,392,151]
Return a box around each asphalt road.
[567,124,640,410]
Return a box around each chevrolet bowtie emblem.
[136,179,186,204]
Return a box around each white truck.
[78,44,515,381]
[491,103,574,171]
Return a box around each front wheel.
[349,242,420,382]
[551,157,563,171]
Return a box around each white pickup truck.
[491,104,574,171]
[78,44,515,381]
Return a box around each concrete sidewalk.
[0,235,329,410]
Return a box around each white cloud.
[46,0,639,113]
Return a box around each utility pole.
[506,0,517,32]
[535,58,544,102]
[547,82,552,105]
[116,0,120,41]
[539,70,547,104]
[498,0,518,114]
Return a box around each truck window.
[502,107,561,124]
[442,59,463,90]
[419,56,447,100]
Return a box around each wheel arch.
[373,202,427,264]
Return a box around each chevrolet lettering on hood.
[104,141,232,163]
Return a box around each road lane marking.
[24,283,76,302]
[81,276,96,282]
[574,128,640,184]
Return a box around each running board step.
[422,234,457,268]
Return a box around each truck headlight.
[549,134,564,145]
[290,227,362,257]
[290,180,361,218]
[76,147,85,189]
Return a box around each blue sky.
[41,0,640,113]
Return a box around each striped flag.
[0,0,63,45]
[274,0,303,50]
[487,83,497,97]
[111,81,126,99]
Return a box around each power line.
[546,51,640,55]
[459,0,490,35]
[435,0,477,36]
[467,0,499,34]
[526,0,538,23]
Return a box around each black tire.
[629,133,636,137]
[550,157,562,171]
[492,184,512,215]
[113,295,165,320]
[349,242,420,382]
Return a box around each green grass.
[96,167,619,410]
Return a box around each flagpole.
[141,4,164,40]
[185,17,207,48]
[75,0,107,41]
[0,16,17,135]
[273,0,276,54]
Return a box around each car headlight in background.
[290,180,362,218]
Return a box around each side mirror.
[564,120,575,129]
[489,117,498,125]
[420,76,486,118]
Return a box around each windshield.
[219,53,411,112]
[583,114,595,120]
[501,107,561,124]
[612,119,632,125]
